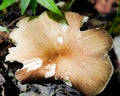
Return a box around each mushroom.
[89,0,118,14]
[5,11,113,96]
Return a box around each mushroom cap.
[6,11,113,95]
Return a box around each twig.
[50,87,63,96]
[7,16,25,28]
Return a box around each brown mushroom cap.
[6,11,113,95]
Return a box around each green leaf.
[47,11,68,25]
[20,0,31,15]
[62,0,75,11]
[30,0,37,15]
[0,26,9,33]
[109,0,120,34]
[0,0,16,10]
[36,0,63,16]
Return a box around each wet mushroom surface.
[4,11,114,96]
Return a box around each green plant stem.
[109,0,120,34]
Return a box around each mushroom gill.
[5,11,113,96]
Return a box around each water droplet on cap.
[57,36,64,44]
[82,62,86,66]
